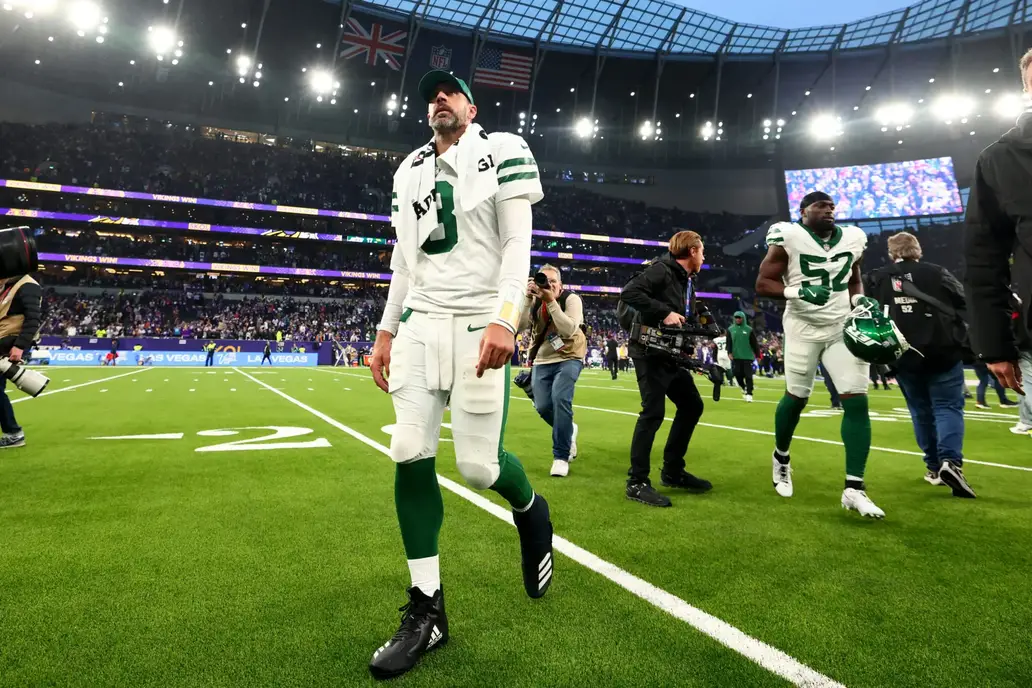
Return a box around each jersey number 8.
[421,181,458,255]
[799,252,854,292]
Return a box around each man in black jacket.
[0,274,42,449]
[964,48,1032,395]
[619,230,711,507]
[866,232,976,498]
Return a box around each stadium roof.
[357,0,1029,55]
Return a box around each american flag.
[338,18,407,70]
[473,48,533,91]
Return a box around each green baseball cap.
[418,69,475,106]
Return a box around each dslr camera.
[0,357,49,397]
[0,226,50,397]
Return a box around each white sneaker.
[771,454,793,497]
[841,488,885,519]
[568,423,579,461]
[975,403,991,410]
[1009,423,1032,436]
[550,460,569,477]
[744,394,753,403]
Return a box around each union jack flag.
[338,17,407,70]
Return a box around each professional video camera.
[633,305,726,401]
[0,226,49,397]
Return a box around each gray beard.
[431,113,462,133]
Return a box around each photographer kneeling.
[0,261,43,449]
[620,231,711,507]
[519,265,585,477]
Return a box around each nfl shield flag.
[429,45,452,70]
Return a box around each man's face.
[427,84,476,134]
[542,269,562,298]
[686,244,705,274]
[803,200,836,232]
[734,316,743,325]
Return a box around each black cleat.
[369,587,448,680]
[660,470,712,493]
[626,481,672,507]
[512,494,553,599]
[938,462,977,499]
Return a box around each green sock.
[774,393,808,453]
[491,450,535,511]
[840,395,871,480]
[394,458,444,560]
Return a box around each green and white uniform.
[766,221,870,398]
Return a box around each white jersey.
[391,131,543,315]
[766,221,867,340]
[713,335,731,368]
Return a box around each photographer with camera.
[518,265,585,477]
[619,231,712,507]
[0,230,44,449]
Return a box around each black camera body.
[635,323,725,401]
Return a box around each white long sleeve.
[376,248,411,336]
[491,196,533,334]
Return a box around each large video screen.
[784,157,964,220]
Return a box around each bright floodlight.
[235,54,252,76]
[68,0,101,31]
[309,69,334,95]
[148,25,176,56]
[932,94,975,123]
[700,121,714,140]
[874,103,914,127]
[638,121,654,140]
[574,117,593,139]
[809,114,842,140]
[994,92,1027,120]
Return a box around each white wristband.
[783,286,800,300]
[850,294,865,307]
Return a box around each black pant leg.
[662,368,704,474]
[0,379,19,434]
[628,355,673,484]
[743,362,754,394]
[608,357,618,379]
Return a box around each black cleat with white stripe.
[513,494,554,598]
[369,587,448,681]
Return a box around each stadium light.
[809,114,842,140]
[932,94,975,123]
[700,121,714,141]
[574,117,592,138]
[235,55,252,76]
[994,92,1027,120]
[68,0,101,32]
[148,25,177,57]
[874,103,914,127]
[638,121,654,140]
[308,69,334,95]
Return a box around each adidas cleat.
[841,488,885,519]
[369,587,448,680]
[513,494,553,598]
[772,453,793,497]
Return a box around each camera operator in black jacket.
[619,230,711,507]
[964,48,1032,395]
[0,273,42,449]
[866,232,976,497]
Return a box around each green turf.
[2,365,1031,687]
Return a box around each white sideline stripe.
[11,367,153,404]
[234,367,844,688]
[514,399,1032,474]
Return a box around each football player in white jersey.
[713,332,732,384]
[368,70,552,680]
[756,191,886,518]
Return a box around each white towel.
[398,123,498,252]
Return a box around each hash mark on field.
[233,368,845,688]
[230,388,237,392]
[99,389,107,393]
[146,389,152,392]
[189,389,195,392]
[63,379,70,382]
[308,387,314,391]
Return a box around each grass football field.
[2,364,1031,687]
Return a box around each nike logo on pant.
[467,325,486,332]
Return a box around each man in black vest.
[866,232,975,498]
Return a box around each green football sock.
[491,450,535,511]
[774,393,809,453]
[840,395,871,480]
[394,458,444,560]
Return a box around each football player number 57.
[800,253,853,292]
[421,181,458,255]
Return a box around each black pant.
[607,356,618,379]
[0,378,20,434]
[262,353,272,365]
[731,359,754,394]
[205,352,214,367]
[629,355,704,484]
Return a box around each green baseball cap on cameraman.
[418,70,475,106]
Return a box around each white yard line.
[12,367,154,404]
[234,367,845,688]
